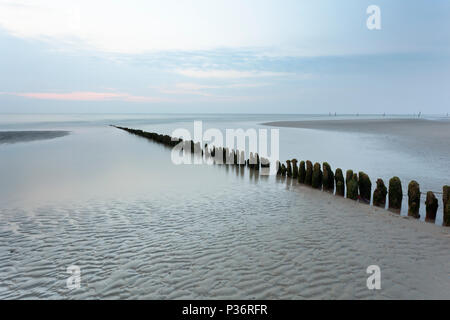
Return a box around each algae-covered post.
[298,161,306,184]
[443,185,450,226]
[347,174,359,200]
[358,172,372,204]
[305,161,313,186]
[346,170,354,198]
[292,159,298,179]
[335,168,345,196]
[312,162,323,189]
[388,177,403,213]
[425,191,438,223]
[322,162,334,193]
[373,179,387,208]
[407,180,421,219]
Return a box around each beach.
[0,114,449,299]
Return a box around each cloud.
[2,91,165,102]
[174,69,292,79]
[151,82,270,97]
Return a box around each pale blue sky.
[0,0,449,113]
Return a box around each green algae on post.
[312,162,323,189]
[347,174,359,200]
[425,191,438,223]
[388,176,403,213]
[407,180,421,219]
[335,168,345,196]
[358,172,372,204]
[373,179,387,208]
[443,186,450,226]
[292,159,298,179]
[322,162,334,193]
[298,161,306,184]
[305,161,313,186]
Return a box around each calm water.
[0,113,449,299]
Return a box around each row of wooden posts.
[113,125,450,227]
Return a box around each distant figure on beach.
[418,112,421,118]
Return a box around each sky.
[0,0,449,114]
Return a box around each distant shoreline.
[0,131,70,144]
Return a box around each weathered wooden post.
[249,152,254,169]
[443,185,450,226]
[276,160,281,175]
[373,179,387,208]
[322,162,334,193]
[292,159,298,179]
[281,164,287,176]
[347,173,359,200]
[312,162,323,189]
[407,180,421,218]
[388,177,403,213]
[425,191,438,222]
[346,170,353,198]
[358,172,372,204]
[240,150,245,166]
[298,161,306,183]
[286,160,292,177]
[305,161,313,186]
[335,168,345,196]
[255,153,260,171]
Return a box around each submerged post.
[425,191,438,223]
[373,178,387,208]
[407,180,421,219]
[335,168,345,196]
[388,177,403,213]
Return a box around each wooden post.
[322,162,334,193]
[346,170,353,198]
[347,173,359,200]
[443,185,450,226]
[286,160,292,177]
[358,172,372,204]
[425,191,438,223]
[373,179,387,208]
[388,177,403,213]
[292,159,298,179]
[335,168,345,196]
[407,180,421,218]
[312,162,323,189]
[305,161,313,186]
[298,161,306,183]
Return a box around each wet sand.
[262,118,450,141]
[0,131,69,144]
